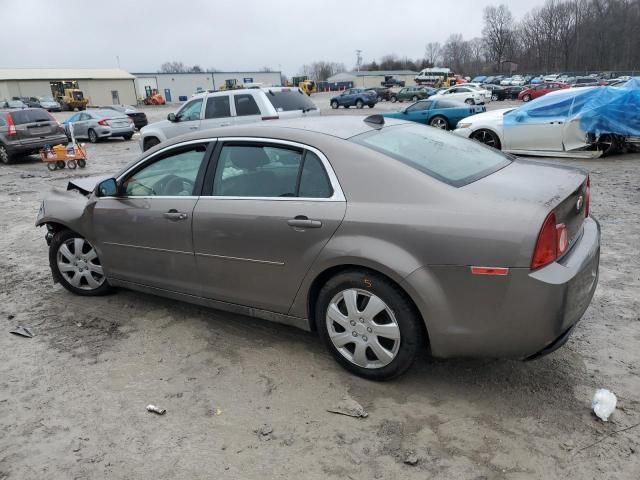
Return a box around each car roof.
[150,116,408,150]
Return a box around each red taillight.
[6,113,16,136]
[531,212,558,270]
[97,118,108,126]
[585,176,590,217]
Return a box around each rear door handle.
[288,215,322,229]
[164,209,188,221]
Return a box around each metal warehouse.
[326,70,418,89]
[0,68,137,105]
[133,71,283,102]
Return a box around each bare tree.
[159,61,187,73]
[482,5,514,70]
[260,66,273,72]
[298,61,346,81]
[425,42,442,66]
[442,34,471,73]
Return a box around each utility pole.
[116,56,121,69]
[356,49,363,87]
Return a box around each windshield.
[266,89,317,112]
[40,96,55,102]
[351,124,511,187]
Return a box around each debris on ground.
[9,326,33,338]
[327,395,368,418]
[213,408,222,416]
[255,424,273,440]
[404,452,419,466]
[146,404,166,415]
[592,389,617,421]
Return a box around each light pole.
[356,49,363,87]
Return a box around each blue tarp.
[504,79,640,138]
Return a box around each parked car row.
[1,96,62,111]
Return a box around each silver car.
[139,87,319,151]
[64,109,135,143]
[36,116,600,379]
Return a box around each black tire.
[123,134,133,140]
[49,229,112,296]
[331,100,339,109]
[429,115,449,130]
[595,134,619,157]
[47,162,57,171]
[56,160,66,169]
[377,96,382,102]
[0,144,11,164]
[88,129,99,143]
[491,94,499,101]
[67,159,77,169]
[465,98,475,105]
[356,99,364,109]
[471,129,502,150]
[143,137,161,151]
[390,96,397,103]
[368,104,375,108]
[77,158,86,168]
[315,270,424,380]
[523,94,531,102]
[412,95,418,101]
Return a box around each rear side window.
[351,124,511,187]
[212,145,332,198]
[9,109,51,124]
[234,94,260,116]
[205,96,231,119]
[265,90,316,112]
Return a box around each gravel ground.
[0,94,639,479]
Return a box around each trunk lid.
[464,158,588,254]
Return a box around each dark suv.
[0,108,68,164]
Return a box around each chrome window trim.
[206,136,346,202]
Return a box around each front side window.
[123,144,208,196]
[212,144,332,198]
[205,96,231,119]
[407,101,431,112]
[234,94,260,116]
[177,99,203,122]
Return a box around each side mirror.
[167,113,177,122]
[514,114,526,122]
[96,178,118,197]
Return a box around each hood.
[142,120,171,133]
[67,175,110,196]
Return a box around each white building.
[133,71,283,103]
[0,68,137,105]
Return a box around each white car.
[456,84,492,102]
[452,87,624,158]
[544,74,560,82]
[509,75,526,86]
[500,77,513,86]
[431,86,485,105]
[139,87,320,151]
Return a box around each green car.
[390,87,429,103]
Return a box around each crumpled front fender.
[35,188,94,240]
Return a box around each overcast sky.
[1,0,541,75]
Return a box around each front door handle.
[287,215,322,229]
[164,209,188,221]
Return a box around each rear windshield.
[351,124,512,187]
[265,89,317,112]
[10,109,52,124]
[94,110,125,118]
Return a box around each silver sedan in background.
[63,109,135,143]
[36,116,600,380]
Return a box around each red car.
[517,82,570,102]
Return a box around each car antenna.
[363,114,384,129]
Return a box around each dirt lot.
[1,95,639,479]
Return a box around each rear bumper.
[402,217,600,359]
[96,126,135,138]
[5,135,69,154]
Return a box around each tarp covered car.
[454,79,640,157]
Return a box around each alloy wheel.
[430,117,448,129]
[472,130,499,148]
[325,288,401,369]
[56,237,105,290]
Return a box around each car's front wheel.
[356,99,364,109]
[471,129,502,150]
[331,100,339,109]
[316,270,423,380]
[49,229,112,296]
[143,137,161,151]
[390,96,397,103]
[491,94,499,101]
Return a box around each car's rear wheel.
[316,270,423,380]
[88,129,98,143]
[49,229,112,296]
[356,99,364,109]
[465,98,475,105]
[390,96,397,103]
[523,94,531,102]
[429,115,449,130]
[331,100,339,109]
[491,94,499,101]
[0,144,11,164]
[143,137,161,151]
[471,129,502,149]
